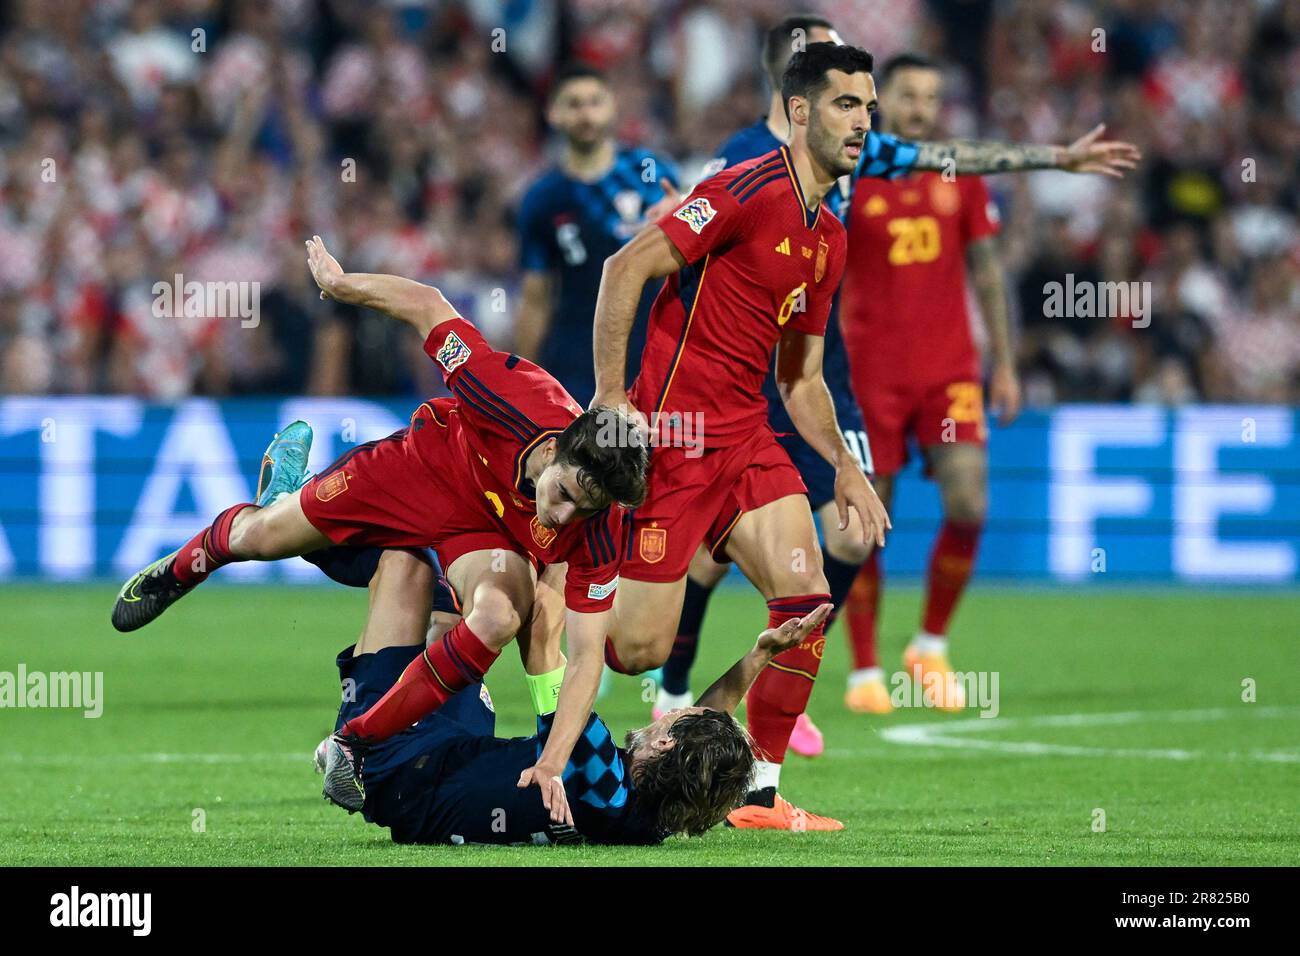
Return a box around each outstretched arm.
[695,604,832,714]
[305,235,458,338]
[913,124,1140,178]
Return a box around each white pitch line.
[4,709,1299,767]
[874,706,1300,764]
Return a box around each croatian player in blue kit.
[654,15,1142,785]
[515,64,682,403]
[323,546,829,846]
[250,421,818,844]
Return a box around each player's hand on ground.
[518,763,573,826]
[755,603,832,658]
[989,363,1022,426]
[1055,124,1141,178]
[835,464,890,549]
[305,235,345,300]
[638,178,682,231]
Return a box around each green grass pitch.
[2,582,1297,866]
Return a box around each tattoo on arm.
[915,139,1059,176]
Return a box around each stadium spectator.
[0,0,1293,404]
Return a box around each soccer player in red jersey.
[839,54,1020,711]
[587,43,891,830]
[111,237,648,819]
[655,18,1142,735]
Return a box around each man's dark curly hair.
[554,406,649,509]
[628,710,755,837]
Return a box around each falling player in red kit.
[587,43,891,830]
[112,237,648,819]
[839,54,1021,712]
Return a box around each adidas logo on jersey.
[774,237,791,255]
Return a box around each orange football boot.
[844,676,894,714]
[904,645,966,711]
[725,788,844,831]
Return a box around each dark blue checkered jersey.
[536,711,628,810]
[541,712,667,845]
[421,712,666,846]
[709,118,920,219]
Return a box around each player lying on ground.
[320,546,831,844]
[657,15,1142,739]
[111,238,648,810]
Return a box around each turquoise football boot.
[256,420,314,507]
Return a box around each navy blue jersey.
[517,146,681,403]
[336,644,665,846]
[334,644,496,786]
[420,712,665,847]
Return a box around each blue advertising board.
[0,399,1295,583]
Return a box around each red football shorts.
[298,405,520,572]
[856,378,988,478]
[621,430,807,583]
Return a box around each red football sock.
[921,519,982,636]
[343,620,500,742]
[171,503,255,585]
[745,594,830,764]
[845,551,881,670]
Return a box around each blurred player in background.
[656,18,1141,739]
[515,64,682,403]
[839,54,1020,711]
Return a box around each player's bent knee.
[228,508,279,560]
[771,566,829,600]
[465,589,526,648]
[827,537,873,566]
[945,493,987,527]
[823,521,873,565]
[605,637,669,675]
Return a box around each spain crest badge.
[639,525,667,564]
[530,515,557,549]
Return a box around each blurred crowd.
[0,0,1296,403]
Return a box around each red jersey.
[630,146,847,449]
[421,319,626,613]
[838,172,999,388]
